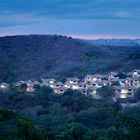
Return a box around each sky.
[0,0,140,39]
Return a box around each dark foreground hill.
[0,88,140,140]
[0,35,140,82]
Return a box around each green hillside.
[0,35,140,82]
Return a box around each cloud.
[0,13,39,28]
[0,0,140,38]
[0,0,140,20]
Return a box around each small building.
[64,83,79,90]
[132,78,140,88]
[125,78,133,87]
[85,81,93,89]
[41,78,56,86]
[78,82,86,90]
[65,77,80,89]
[54,87,66,95]
[87,87,101,99]
[0,82,9,90]
[15,81,26,87]
[94,81,103,88]
[80,88,88,96]
[33,80,41,86]
[119,79,127,87]
[84,74,102,83]
[54,82,63,89]
[114,86,134,99]
[66,77,80,84]
[26,80,35,93]
[102,80,109,86]
[88,87,97,96]
[108,72,118,81]
[71,84,79,90]
[132,69,140,79]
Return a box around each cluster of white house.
[1,69,140,99]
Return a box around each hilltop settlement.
[0,69,140,140]
[1,69,140,100]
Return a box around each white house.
[132,78,140,88]
[114,86,134,99]
[125,78,133,87]
[85,87,102,99]
[15,81,26,87]
[0,82,9,90]
[54,87,66,95]
[132,69,140,79]
[26,80,35,93]
[41,78,56,86]
[85,74,102,83]
[54,82,63,89]
[119,79,127,87]
[66,77,80,84]
[64,77,80,89]
[108,72,118,81]
[33,80,41,86]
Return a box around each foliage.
[134,88,140,100]
[1,35,140,82]
[97,86,115,99]
[0,86,140,140]
[57,89,95,112]
[0,109,47,140]
[128,52,140,59]
[116,72,127,79]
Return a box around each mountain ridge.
[0,35,140,82]
[83,39,140,47]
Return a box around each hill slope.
[84,39,140,47]
[0,35,140,82]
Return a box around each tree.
[34,84,41,91]
[35,86,54,107]
[116,72,127,79]
[59,89,94,112]
[16,83,28,94]
[55,123,94,140]
[97,86,115,99]
[134,88,140,100]
[0,109,47,140]
[20,83,27,89]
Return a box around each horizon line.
[0,33,140,40]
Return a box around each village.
[0,69,140,100]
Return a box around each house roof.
[66,77,80,81]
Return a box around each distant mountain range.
[84,39,140,47]
[0,35,140,82]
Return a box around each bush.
[0,109,47,140]
[97,86,115,99]
[134,88,140,100]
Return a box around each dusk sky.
[0,0,140,39]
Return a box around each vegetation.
[128,52,140,59]
[0,109,47,140]
[116,72,127,79]
[0,35,140,82]
[0,35,140,139]
[0,86,140,140]
[134,88,140,100]
[97,86,115,99]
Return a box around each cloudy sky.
[0,0,140,39]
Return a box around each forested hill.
[0,35,140,82]
[84,39,140,47]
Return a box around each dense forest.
[0,35,140,82]
[0,85,140,140]
[0,35,140,139]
